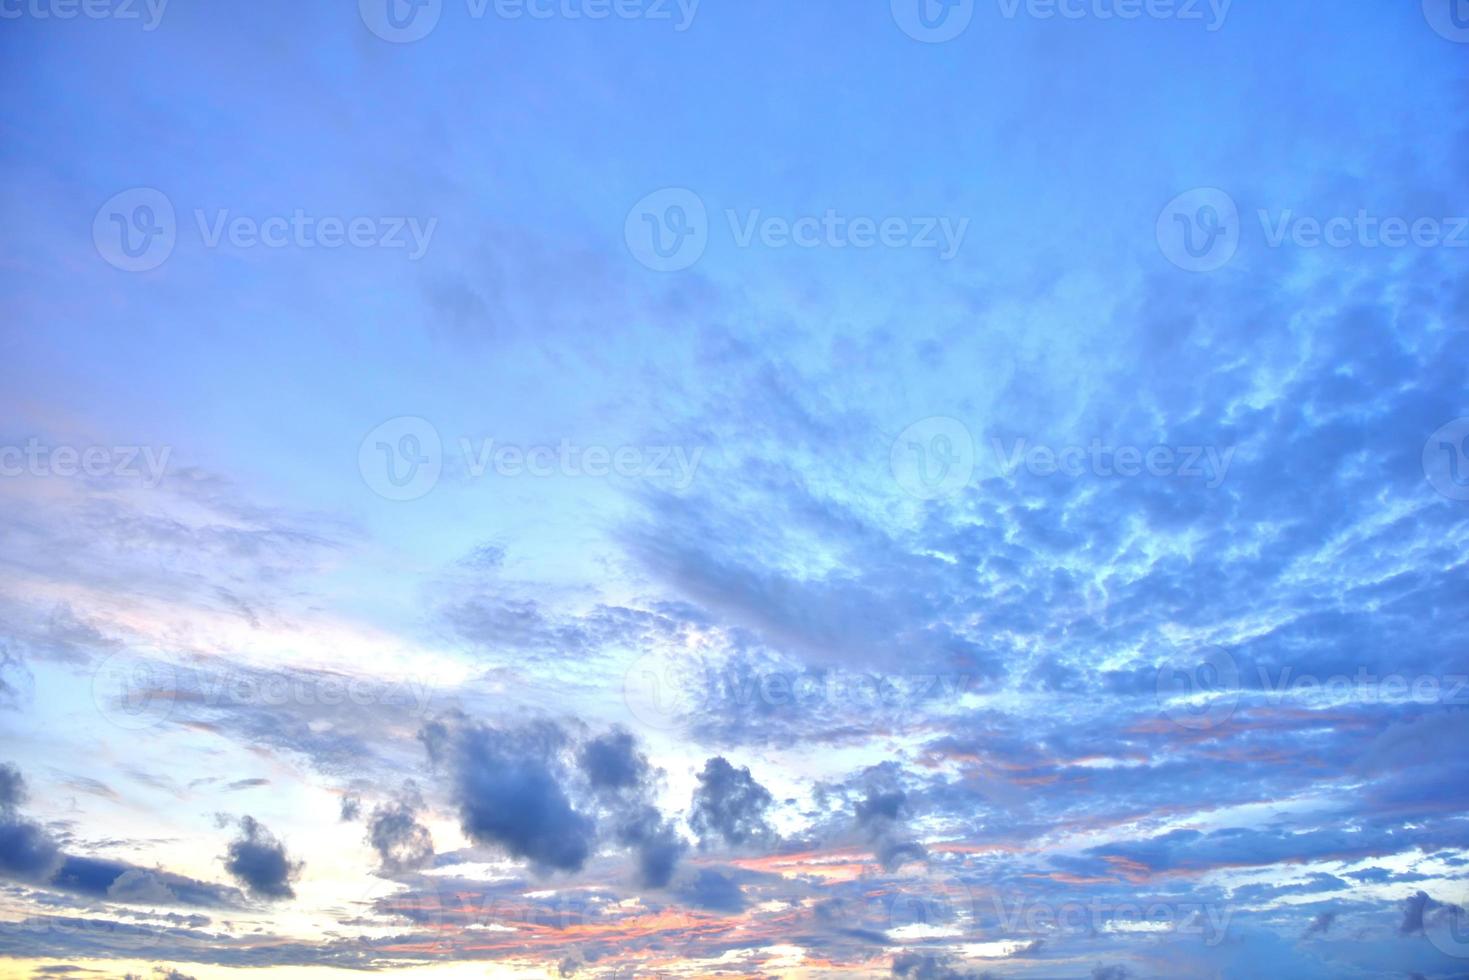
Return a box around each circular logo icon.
[1423,418,1469,502]
[890,417,975,499]
[1157,188,1240,273]
[359,417,442,501]
[891,0,974,42]
[92,651,178,730]
[1156,645,1240,730]
[625,188,708,272]
[886,869,976,932]
[360,0,442,42]
[93,188,176,273]
[1427,902,1469,958]
[622,652,704,732]
[1424,0,1469,42]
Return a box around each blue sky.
[1,1,1468,978]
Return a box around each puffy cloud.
[366,783,434,873]
[423,719,594,874]
[689,757,774,849]
[222,817,300,900]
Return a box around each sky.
[1,1,1468,978]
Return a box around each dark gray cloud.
[1302,911,1336,938]
[222,817,300,901]
[890,952,984,979]
[689,757,774,849]
[677,868,746,913]
[422,718,593,874]
[366,783,434,873]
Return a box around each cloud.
[222,817,300,900]
[890,952,983,979]
[366,783,434,873]
[677,869,746,913]
[339,794,361,822]
[422,718,593,874]
[689,757,775,849]
[1302,911,1336,938]
[0,761,24,811]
